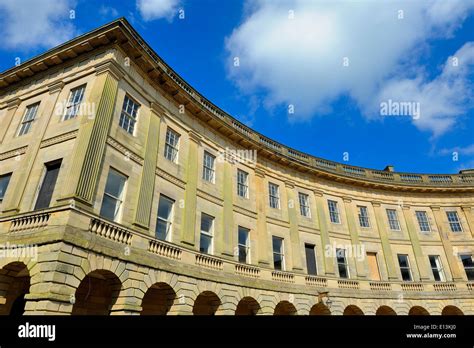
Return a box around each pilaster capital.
[342,196,352,203]
[372,201,382,207]
[48,81,65,94]
[401,204,411,210]
[431,206,441,211]
[254,167,266,178]
[150,101,166,117]
[313,189,324,197]
[94,59,125,80]
[284,180,295,189]
[6,98,21,110]
[461,205,473,212]
[188,130,202,144]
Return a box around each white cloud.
[0,0,76,50]
[225,0,474,135]
[439,144,474,156]
[136,0,180,21]
[99,6,119,18]
[376,42,474,137]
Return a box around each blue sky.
[0,0,473,174]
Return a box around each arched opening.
[141,282,176,315]
[343,305,364,315]
[309,303,331,315]
[193,291,221,315]
[235,297,260,315]
[274,301,297,315]
[71,270,122,315]
[376,306,397,315]
[408,306,430,316]
[442,306,463,315]
[0,262,30,315]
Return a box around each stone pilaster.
[255,167,270,266]
[461,205,474,238]
[0,97,21,145]
[58,60,123,208]
[372,201,398,280]
[401,205,430,281]
[220,160,234,257]
[285,181,303,271]
[342,197,366,278]
[313,190,335,276]
[133,102,162,229]
[181,130,200,247]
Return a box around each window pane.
[397,255,409,268]
[0,174,12,200]
[400,268,412,281]
[201,214,213,233]
[158,196,173,220]
[305,244,317,275]
[156,220,169,241]
[119,95,139,134]
[238,228,248,246]
[100,195,119,221]
[238,245,247,263]
[104,170,126,198]
[100,169,126,221]
[272,237,282,253]
[34,161,61,210]
[200,234,212,254]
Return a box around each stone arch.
[71,269,122,315]
[193,291,221,315]
[408,306,430,315]
[141,282,177,315]
[309,302,331,315]
[343,305,364,315]
[235,297,261,315]
[441,305,463,315]
[376,305,397,315]
[0,262,30,315]
[274,301,297,315]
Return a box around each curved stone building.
[0,18,473,316]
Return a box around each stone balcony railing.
[1,206,473,297]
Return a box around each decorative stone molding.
[0,146,27,160]
[188,130,202,144]
[106,137,144,165]
[6,97,21,110]
[40,130,78,149]
[155,168,186,189]
[47,81,65,94]
[94,59,125,80]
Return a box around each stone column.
[313,190,335,276]
[255,167,270,266]
[401,205,430,280]
[133,102,162,230]
[372,202,398,280]
[2,81,65,215]
[220,160,235,258]
[181,130,200,247]
[285,181,303,271]
[431,206,464,281]
[57,60,123,209]
[461,205,474,238]
[342,197,366,278]
[0,97,21,145]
